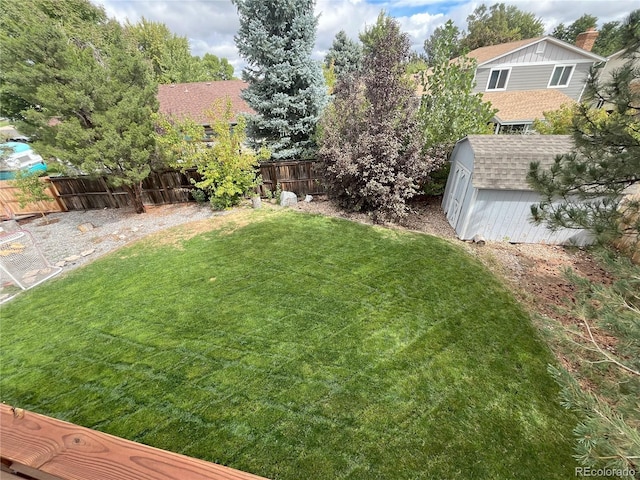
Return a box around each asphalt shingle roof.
[462,134,575,190]
[157,80,254,124]
[466,37,544,65]
[481,89,575,123]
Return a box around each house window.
[487,69,510,91]
[548,65,574,87]
[536,42,546,54]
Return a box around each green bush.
[190,188,207,203]
[156,99,269,210]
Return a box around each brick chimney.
[575,27,599,52]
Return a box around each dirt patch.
[143,207,262,249]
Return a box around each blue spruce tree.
[233,0,327,159]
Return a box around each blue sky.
[95,0,637,75]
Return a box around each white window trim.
[547,64,576,88]
[536,42,546,54]
[485,67,511,91]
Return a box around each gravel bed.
[1,203,218,273]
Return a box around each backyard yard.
[0,208,580,479]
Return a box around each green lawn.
[0,209,579,479]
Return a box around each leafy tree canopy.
[592,21,624,57]
[552,14,597,44]
[424,20,462,66]
[419,19,496,194]
[199,53,235,81]
[126,18,235,83]
[461,3,544,51]
[233,0,328,159]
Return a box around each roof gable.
[458,134,574,190]
[465,36,605,67]
[157,80,254,125]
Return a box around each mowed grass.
[0,209,578,479]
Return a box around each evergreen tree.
[461,3,544,51]
[324,30,362,79]
[319,13,437,220]
[0,0,158,213]
[232,0,328,159]
[527,35,640,242]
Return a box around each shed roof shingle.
[461,134,575,190]
[157,80,254,124]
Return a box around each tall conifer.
[233,0,327,159]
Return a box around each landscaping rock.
[472,234,486,246]
[251,196,262,209]
[64,254,81,262]
[304,195,313,203]
[280,191,298,207]
[77,223,94,233]
[81,249,95,257]
[55,261,66,268]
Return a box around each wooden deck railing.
[0,404,268,480]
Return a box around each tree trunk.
[125,182,146,214]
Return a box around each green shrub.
[190,188,207,203]
[12,170,53,218]
[156,99,269,210]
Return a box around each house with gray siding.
[442,135,593,245]
[464,35,605,133]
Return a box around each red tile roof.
[157,80,255,124]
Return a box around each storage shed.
[442,135,593,245]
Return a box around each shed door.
[446,165,470,228]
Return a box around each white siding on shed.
[459,189,592,245]
[442,135,594,246]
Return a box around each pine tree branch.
[582,316,640,377]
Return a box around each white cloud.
[397,12,445,51]
[315,0,380,53]
[95,0,638,77]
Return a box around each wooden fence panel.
[1,162,324,215]
[258,160,324,196]
[50,176,131,210]
[0,177,66,219]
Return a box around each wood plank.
[0,405,268,480]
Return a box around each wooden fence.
[258,160,325,197]
[0,177,66,219]
[0,161,324,218]
[49,170,202,211]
